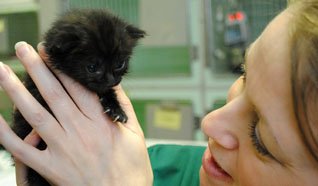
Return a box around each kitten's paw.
[104,107,128,123]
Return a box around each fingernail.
[0,61,7,81]
[37,42,45,50]
[15,41,29,58]
[0,62,4,75]
[0,61,5,72]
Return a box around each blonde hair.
[288,0,318,161]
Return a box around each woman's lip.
[202,148,233,182]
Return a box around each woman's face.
[200,8,318,186]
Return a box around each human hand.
[0,42,153,186]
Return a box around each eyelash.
[240,64,246,82]
[239,63,274,158]
[248,117,272,157]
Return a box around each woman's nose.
[201,77,244,150]
[227,76,244,102]
[201,109,239,150]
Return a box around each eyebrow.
[241,45,251,85]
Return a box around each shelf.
[0,1,38,15]
[130,46,191,77]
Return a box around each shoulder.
[148,144,205,186]
[148,144,205,159]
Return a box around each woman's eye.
[249,117,272,157]
[87,64,97,73]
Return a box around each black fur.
[11,9,145,186]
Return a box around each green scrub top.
[148,144,206,186]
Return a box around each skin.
[200,8,318,186]
[0,42,153,186]
[0,5,317,186]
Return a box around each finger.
[15,130,41,186]
[0,115,46,175]
[56,73,104,120]
[37,43,104,120]
[113,85,144,136]
[24,130,41,147]
[15,41,82,128]
[36,42,48,61]
[0,62,63,143]
[15,158,29,186]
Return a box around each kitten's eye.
[87,64,97,73]
[115,60,126,71]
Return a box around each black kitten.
[12,9,145,186]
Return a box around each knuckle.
[45,86,65,101]
[11,145,28,161]
[24,48,42,64]
[28,110,48,127]
[25,56,41,70]
[0,64,18,84]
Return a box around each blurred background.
[0,0,286,142]
[0,0,286,182]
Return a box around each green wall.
[68,0,191,77]
[69,0,139,26]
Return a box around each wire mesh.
[68,0,139,25]
[241,0,287,40]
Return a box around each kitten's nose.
[105,74,115,81]
[104,74,119,87]
[93,70,104,80]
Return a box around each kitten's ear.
[125,25,146,39]
[49,40,79,55]
[44,29,82,55]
